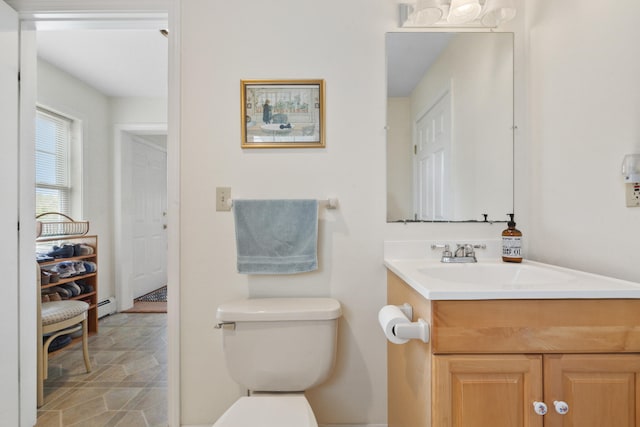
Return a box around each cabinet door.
[544,354,640,427]
[434,354,543,427]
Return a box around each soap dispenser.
[502,214,522,263]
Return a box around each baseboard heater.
[98,297,117,318]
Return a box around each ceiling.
[386,32,453,97]
[37,28,168,98]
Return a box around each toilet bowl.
[212,394,316,427]
[212,298,341,427]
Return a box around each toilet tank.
[216,298,341,392]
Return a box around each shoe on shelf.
[40,270,51,285]
[61,282,82,297]
[36,254,54,263]
[75,279,94,294]
[78,244,94,255]
[41,289,63,301]
[52,261,76,278]
[73,261,86,275]
[47,245,74,259]
[83,262,97,273]
[48,270,60,283]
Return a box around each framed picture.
[241,79,325,148]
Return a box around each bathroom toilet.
[213,297,342,427]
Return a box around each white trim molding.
[5,0,169,13]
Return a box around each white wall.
[179,0,396,424]
[37,59,115,302]
[526,0,640,281]
[111,97,167,125]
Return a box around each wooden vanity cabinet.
[433,354,542,427]
[543,354,640,427]
[387,271,640,427]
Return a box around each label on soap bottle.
[502,236,522,257]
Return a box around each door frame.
[13,2,181,426]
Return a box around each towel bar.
[227,198,338,209]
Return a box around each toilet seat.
[212,394,318,427]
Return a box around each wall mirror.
[386,32,514,223]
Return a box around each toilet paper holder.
[379,303,430,344]
[397,303,413,319]
[393,318,430,343]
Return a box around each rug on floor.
[135,285,167,302]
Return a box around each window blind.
[35,108,71,216]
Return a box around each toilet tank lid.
[216,298,342,322]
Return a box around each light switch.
[216,187,232,211]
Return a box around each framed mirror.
[386,32,514,223]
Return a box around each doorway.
[12,3,180,425]
[116,127,169,311]
[35,24,169,311]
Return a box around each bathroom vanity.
[384,243,640,427]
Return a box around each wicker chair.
[37,264,91,407]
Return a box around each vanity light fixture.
[398,0,516,27]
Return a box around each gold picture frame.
[241,79,325,149]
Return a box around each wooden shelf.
[37,235,99,334]
[38,254,96,267]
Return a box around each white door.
[131,137,168,298]
[0,1,20,424]
[415,91,451,220]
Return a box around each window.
[35,108,72,216]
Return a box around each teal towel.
[233,199,319,274]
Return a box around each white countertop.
[384,240,640,300]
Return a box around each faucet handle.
[465,244,487,257]
[463,243,475,257]
[430,243,452,257]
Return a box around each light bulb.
[448,0,481,24]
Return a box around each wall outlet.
[625,183,640,207]
[216,187,231,211]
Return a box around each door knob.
[533,401,548,416]
[554,400,569,415]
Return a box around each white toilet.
[213,297,342,427]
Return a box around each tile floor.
[36,312,167,427]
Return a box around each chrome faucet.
[431,243,486,263]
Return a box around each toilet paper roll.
[378,305,411,344]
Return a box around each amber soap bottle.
[502,214,522,263]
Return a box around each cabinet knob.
[554,400,569,415]
[533,401,548,416]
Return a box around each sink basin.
[385,240,640,299]
[417,262,577,286]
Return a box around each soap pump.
[502,213,522,263]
